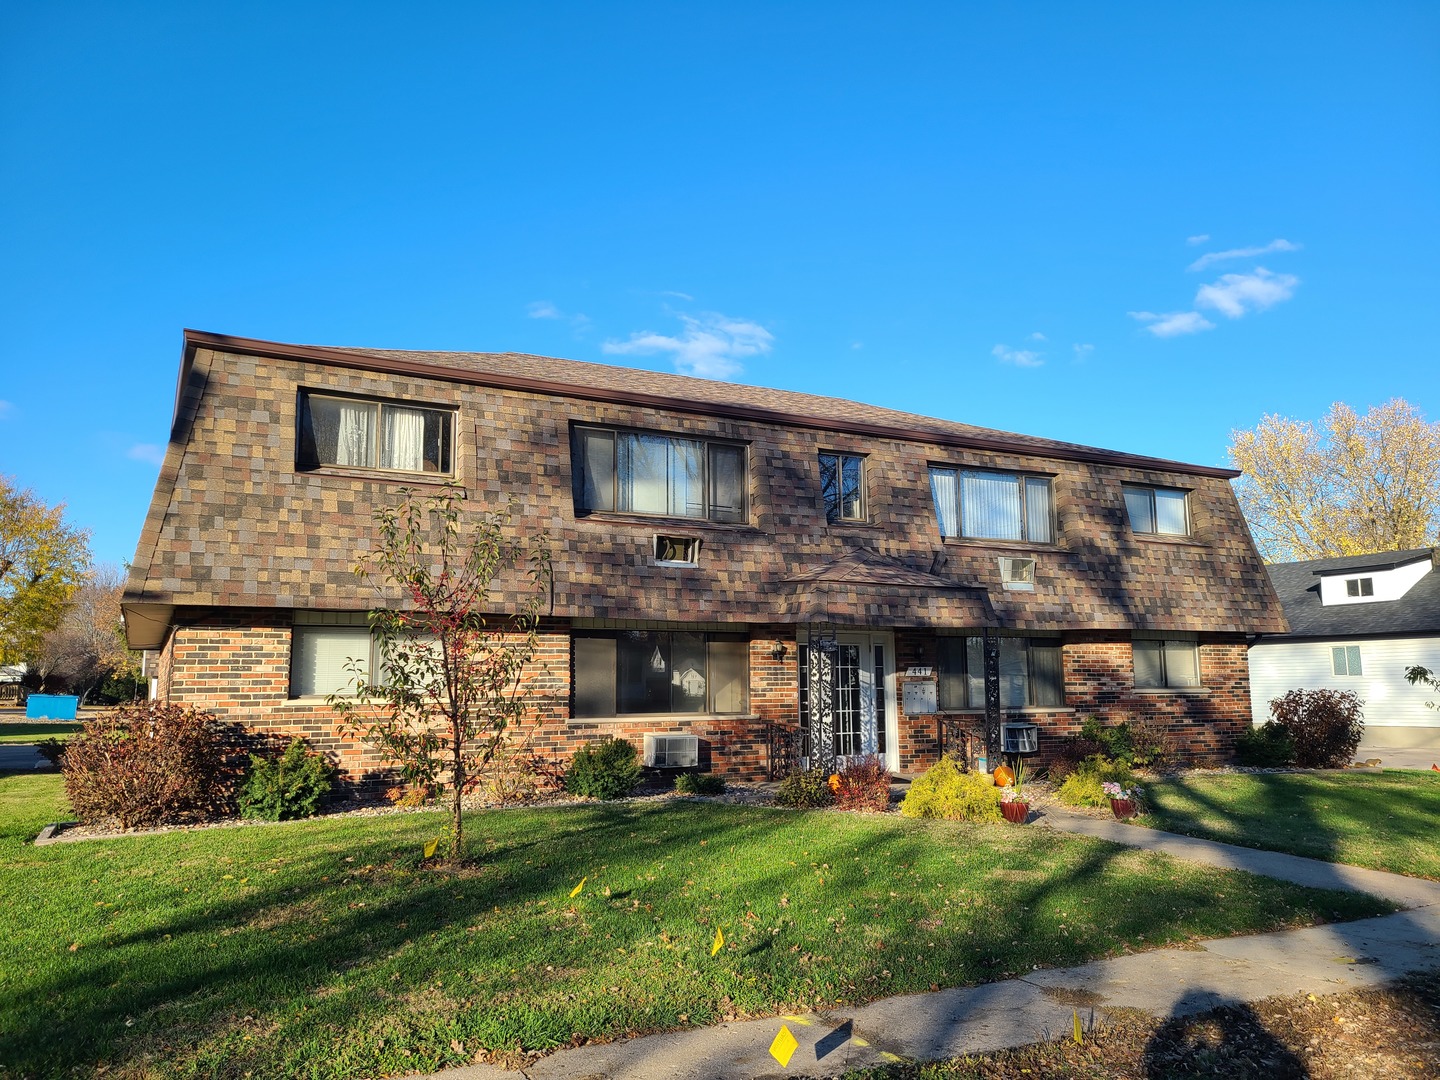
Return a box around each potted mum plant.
[999,759,1030,824]
[1102,780,1143,820]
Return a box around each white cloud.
[1028,331,1047,342]
[660,290,695,301]
[992,343,1044,368]
[1128,310,1216,338]
[1187,238,1300,272]
[1186,234,1211,245]
[128,443,165,466]
[527,300,591,331]
[1072,343,1094,360]
[603,311,774,380]
[1194,267,1299,318]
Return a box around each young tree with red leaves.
[332,484,552,862]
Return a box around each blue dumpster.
[25,694,79,720]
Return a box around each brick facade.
[125,332,1287,786]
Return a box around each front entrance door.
[803,631,896,772]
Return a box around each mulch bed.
[845,972,1440,1079]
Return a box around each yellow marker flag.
[423,836,439,859]
[711,926,725,956]
[1073,1009,1082,1044]
[569,876,587,899]
[770,1024,799,1067]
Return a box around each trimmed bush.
[1268,689,1364,768]
[1235,721,1295,768]
[674,772,726,796]
[1080,716,1134,764]
[564,738,641,800]
[61,702,239,828]
[774,768,836,809]
[238,738,337,821]
[1055,755,1138,808]
[899,756,1002,822]
[834,755,891,812]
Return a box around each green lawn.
[0,721,82,743]
[1139,771,1440,880]
[0,773,1392,1079]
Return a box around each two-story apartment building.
[122,331,1286,783]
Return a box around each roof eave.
[181,329,1243,480]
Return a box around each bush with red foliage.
[1268,688,1365,769]
[61,702,242,828]
[833,754,892,812]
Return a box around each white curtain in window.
[1024,477,1053,543]
[620,434,670,514]
[382,407,426,471]
[930,468,960,537]
[291,626,370,696]
[668,439,705,517]
[962,471,1023,539]
[335,401,375,467]
[1164,641,1201,686]
[999,638,1027,707]
[1155,489,1188,535]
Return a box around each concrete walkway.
[412,814,1440,1080]
[0,744,49,770]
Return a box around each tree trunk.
[450,726,464,862]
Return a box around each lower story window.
[572,630,749,717]
[1332,645,1363,677]
[1133,638,1201,688]
[936,636,1063,710]
[290,612,371,697]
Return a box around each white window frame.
[1331,645,1363,677]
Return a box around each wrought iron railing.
[766,722,806,780]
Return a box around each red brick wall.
[158,614,1250,785]
[891,630,1252,775]
[158,610,800,784]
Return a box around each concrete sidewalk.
[412,815,1440,1080]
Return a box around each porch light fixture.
[770,641,789,662]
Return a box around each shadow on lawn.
[5,788,1427,1079]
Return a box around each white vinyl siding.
[1247,635,1440,730]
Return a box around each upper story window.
[1346,577,1374,597]
[1123,484,1189,537]
[929,468,1054,544]
[572,426,746,523]
[1133,638,1201,689]
[298,391,454,475]
[819,452,866,523]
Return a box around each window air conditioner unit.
[643,733,700,768]
[999,557,1036,589]
[1002,723,1039,754]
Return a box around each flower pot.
[1110,798,1137,820]
[1001,801,1029,824]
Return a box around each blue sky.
[2,2,1436,568]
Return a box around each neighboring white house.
[1248,548,1440,750]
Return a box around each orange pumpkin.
[828,773,841,792]
[993,764,1015,787]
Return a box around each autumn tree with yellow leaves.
[1228,399,1440,563]
[0,476,90,664]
